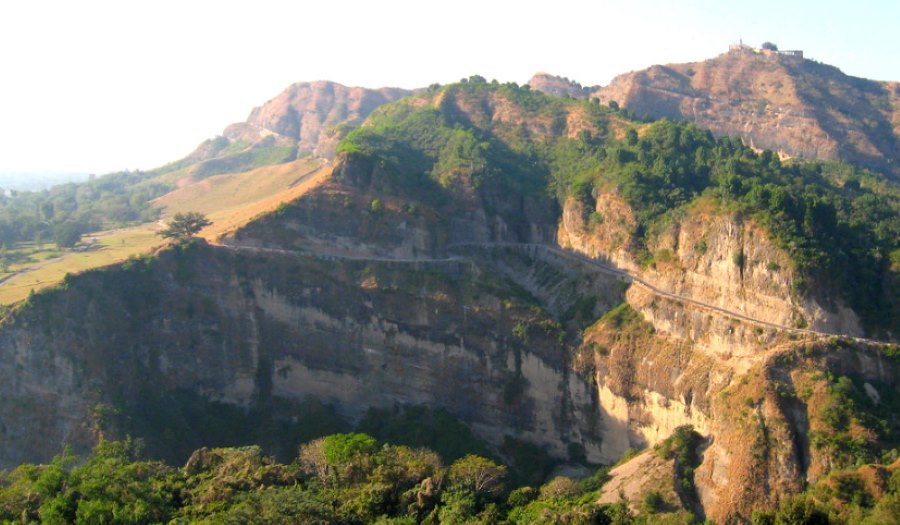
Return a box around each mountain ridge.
[582,49,900,179]
[193,80,417,164]
[0,54,898,523]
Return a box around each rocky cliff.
[0,241,617,468]
[224,81,415,159]
[0,76,896,523]
[557,193,863,338]
[579,307,898,522]
[528,73,594,99]
[592,49,900,179]
[184,81,414,172]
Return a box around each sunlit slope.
[152,157,331,240]
[0,159,331,304]
[0,225,160,304]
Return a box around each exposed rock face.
[223,151,560,257]
[0,242,611,468]
[0,71,895,525]
[207,81,414,161]
[552,187,889,522]
[557,193,863,338]
[528,73,594,99]
[593,50,900,179]
[579,307,898,522]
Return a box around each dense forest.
[1,433,897,525]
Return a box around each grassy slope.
[151,157,330,240]
[0,159,332,305]
[0,226,161,304]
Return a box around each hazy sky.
[1,0,897,176]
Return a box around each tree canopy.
[158,212,211,240]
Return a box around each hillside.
[0,65,898,523]
[190,81,415,166]
[528,73,596,99]
[0,78,407,301]
[589,47,900,179]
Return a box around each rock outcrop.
[528,73,594,99]
[185,81,414,167]
[592,50,900,179]
[557,193,863,339]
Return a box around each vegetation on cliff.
[334,79,899,334]
[587,119,899,333]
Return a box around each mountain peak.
[528,72,594,99]
[206,81,415,162]
[592,50,900,178]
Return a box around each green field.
[0,226,163,305]
[0,242,64,277]
[0,158,331,305]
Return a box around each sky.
[0,0,897,177]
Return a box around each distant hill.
[189,81,416,166]
[588,47,900,179]
[527,73,596,99]
[0,172,90,191]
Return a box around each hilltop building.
[729,42,803,59]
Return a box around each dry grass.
[152,158,331,240]
[0,159,333,304]
[0,243,64,277]
[0,225,162,304]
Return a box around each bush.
[642,490,664,513]
[322,433,378,465]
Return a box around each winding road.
[217,241,885,345]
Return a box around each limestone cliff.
[0,75,896,524]
[557,192,863,338]
[578,310,898,522]
[0,241,612,468]
[555,187,891,522]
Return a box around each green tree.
[625,128,638,146]
[53,221,83,248]
[158,212,211,240]
[448,455,506,500]
[322,432,378,465]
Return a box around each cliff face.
[578,307,898,522]
[0,242,611,467]
[553,186,893,522]
[1,76,895,523]
[557,193,863,338]
[222,158,559,259]
[593,51,900,179]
